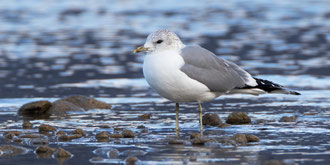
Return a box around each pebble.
[125,156,140,165]
[54,147,72,158]
[203,113,222,126]
[279,116,297,122]
[73,128,86,136]
[35,145,56,154]
[107,148,120,158]
[122,130,135,138]
[139,113,151,119]
[22,121,33,129]
[18,100,52,115]
[226,112,251,124]
[190,132,201,139]
[39,124,57,132]
[110,134,123,138]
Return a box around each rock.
[96,131,110,139]
[96,131,110,142]
[13,138,22,143]
[190,132,201,139]
[60,95,111,110]
[73,128,86,136]
[36,145,56,154]
[137,125,145,129]
[226,112,251,124]
[4,131,23,136]
[22,121,33,129]
[246,134,260,142]
[48,100,83,115]
[168,139,184,145]
[56,131,66,136]
[0,145,29,157]
[125,156,139,165]
[18,100,52,115]
[57,135,82,141]
[141,129,148,133]
[122,130,135,138]
[114,127,123,131]
[218,123,231,128]
[30,138,49,145]
[107,148,120,158]
[110,134,123,138]
[139,114,151,119]
[192,137,214,145]
[4,133,16,139]
[20,134,44,138]
[203,113,222,126]
[279,116,297,122]
[54,147,72,158]
[232,133,248,144]
[39,124,57,132]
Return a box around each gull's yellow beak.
[133,46,148,53]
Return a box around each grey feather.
[180,45,255,92]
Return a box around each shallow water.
[0,0,329,164]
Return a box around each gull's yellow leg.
[199,103,203,136]
[176,103,180,137]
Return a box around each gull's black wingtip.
[291,91,301,95]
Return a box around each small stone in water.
[125,156,139,165]
[139,113,151,119]
[122,130,135,138]
[39,124,57,132]
[22,121,33,129]
[203,113,222,126]
[226,112,251,124]
[110,134,123,138]
[54,147,72,158]
[279,116,297,122]
[73,128,86,136]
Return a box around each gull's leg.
[199,103,203,136]
[176,103,180,137]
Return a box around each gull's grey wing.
[180,45,256,93]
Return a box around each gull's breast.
[143,51,220,103]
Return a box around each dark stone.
[203,113,222,126]
[232,133,248,144]
[246,134,260,142]
[18,100,52,115]
[107,148,119,158]
[39,124,57,132]
[73,128,86,136]
[36,145,56,154]
[190,132,201,139]
[125,156,139,165]
[0,145,29,158]
[54,147,72,158]
[60,95,111,110]
[139,114,151,119]
[48,100,83,115]
[168,139,184,145]
[192,137,214,145]
[279,116,297,122]
[226,112,251,124]
[122,130,135,138]
[110,134,123,138]
[22,121,33,129]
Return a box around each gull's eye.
[156,40,163,44]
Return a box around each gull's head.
[134,30,184,54]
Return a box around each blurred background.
[0,0,329,98]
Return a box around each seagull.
[134,29,300,137]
